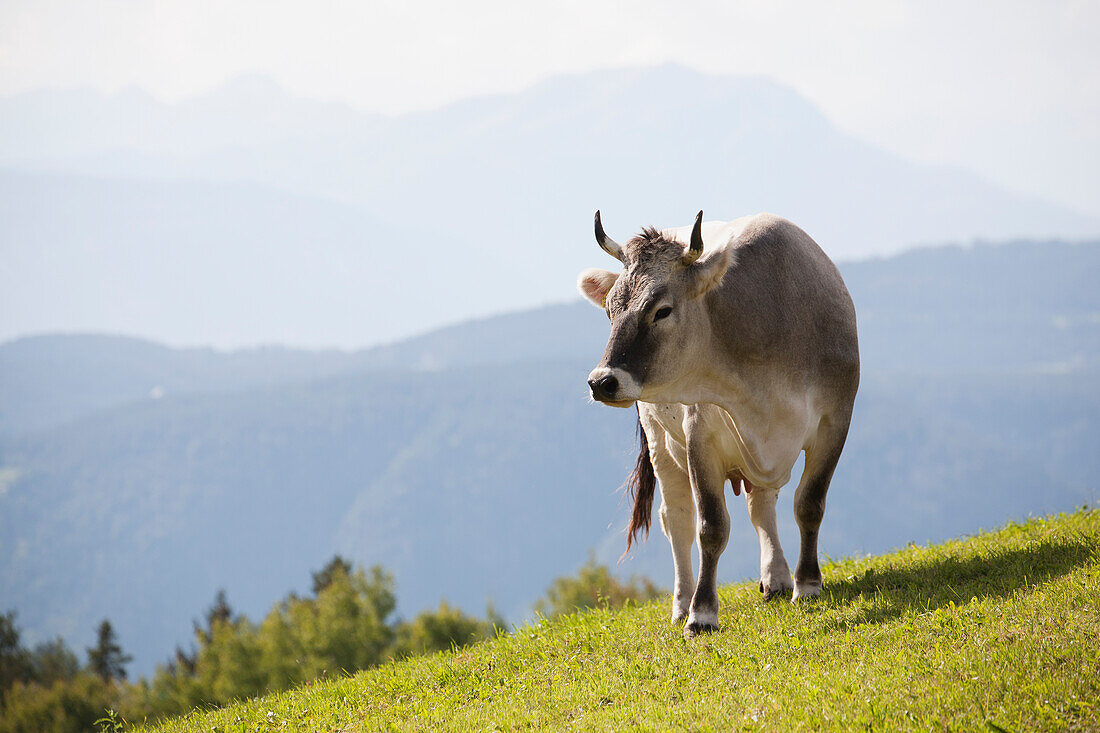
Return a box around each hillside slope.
[139,509,1100,732]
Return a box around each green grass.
[137,509,1100,732]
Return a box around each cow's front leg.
[683,448,729,638]
[745,485,794,600]
[640,408,695,623]
[651,449,695,623]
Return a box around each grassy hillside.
[134,508,1100,732]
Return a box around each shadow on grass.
[817,533,1097,626]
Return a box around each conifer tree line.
[0,556,660,731]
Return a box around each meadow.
[132,508,1100,732]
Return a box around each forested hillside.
[1,239,1098,676]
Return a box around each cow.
[577,210,859,638]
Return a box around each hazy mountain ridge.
[4,239,1097,435]
[1,239,1098,675]
[0,74,377,163]
[0,168,516,349]
[0,301,606,435]
[3,65,1098,349]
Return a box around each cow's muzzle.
[587,367,640,407]
[588,374,619,401]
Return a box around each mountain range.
[3,65,1098,348]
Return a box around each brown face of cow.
[577,211,731,407]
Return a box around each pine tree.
[1,610,32,703]
[195,589,233,644]
[206,590,233,628]
[311,555,353,595]
[86,619,132,683]
[28,637,79,686]
[169,644,196,675]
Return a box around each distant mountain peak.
[188,73,293,105]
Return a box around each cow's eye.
[654,306,673,322]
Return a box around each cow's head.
[578,210,731,407]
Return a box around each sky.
[0,0,1098,215]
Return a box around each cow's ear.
[687,247,731,299]
[577,268,619,308]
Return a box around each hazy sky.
[1,0,1098,214]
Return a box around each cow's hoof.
[683,620,719,638]
[792,581,822,602]
[762,585,792,602]
[671,597,691,624]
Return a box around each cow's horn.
[594,210,624,262]
[683,210,704,265]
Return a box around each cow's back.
[704,214,859,400]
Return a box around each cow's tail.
[623,406,656,556]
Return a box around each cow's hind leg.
[745,485,793,601]
[792,413,851,601]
